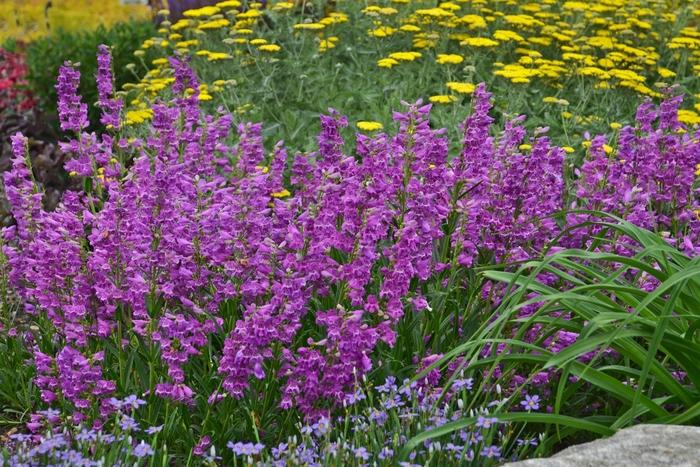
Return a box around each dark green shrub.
[25,20,155,130]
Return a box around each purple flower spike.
[56,62,88,132]
[95,45,123,129]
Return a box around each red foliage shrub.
[0,47,36,113]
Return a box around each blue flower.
[296,445,318,463]
[345,389,366,405]
[146,425,164,435]
[398,379,418,398]
[369,408,388,425]
[75,428,98,443]
[272,442,288,458]
[480,445,501,458]
[452,378,474,391]
[517,437,539,446]
[354,446,370,460]
[376,376,397,393]
[119,415,139,432]
[382,395,404,410]
[325,442,339,456]
[312,416,331,436]
[227,441,265,456]
[520,394,540,411]
[100,433,116,444]
[475,416,498,429]
[378,447,394,459]
[133,441,154,458]
[122,394,147,410]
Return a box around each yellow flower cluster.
[120,0,296,121]
[117,0,700,125]
[362,0,699,112]
[0,0,149,42]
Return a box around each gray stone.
[505,424,700,467]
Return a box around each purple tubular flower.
[3,132,43,269]
[55,62,88,132]
[169,55,200,127]
[193,435,212,456]
[95,45,123,129]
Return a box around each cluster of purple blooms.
[565,93,700,256]
[2,45,699,433]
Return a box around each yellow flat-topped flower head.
[125,109,154,125]
[216,0,241,8]
[542,96,570,105]
[436,54,464,65]
[378,58,399,68]
[206,52,232,61]
[458,15,487,30]
[259,44,281,53]
[198,19,230,30]
[493,29,524,42]
[400,25,422,33]
[357,121,384,132]
[446,82,475,94]
[273,2,295,10]
[294,23,326,30]
[237,9,261,19]
[658,67,676,79]
[184,6,220,17]
[389,51,422,61]
[429,95,457,104]
[415,7,455,18]
[319,37,339,52]
[176,39,199,48]
[369,27,397,38]
[678,110,700,126]
[461,37,499,47]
